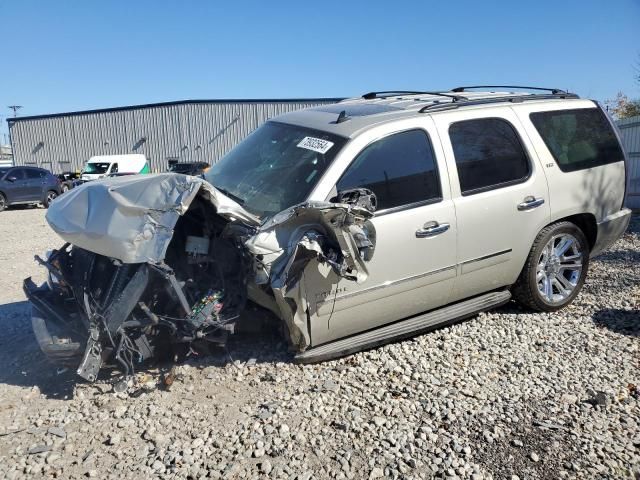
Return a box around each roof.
[271,88,586,138]
[6,97,345,123]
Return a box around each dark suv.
[167,161,210,176]
[0,166,61,211]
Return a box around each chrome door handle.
[416,221,450,238]
[517,196,545,211]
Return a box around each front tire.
[0,193,6,212]
[512,221,589,312]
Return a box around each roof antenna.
[335,110,350,124]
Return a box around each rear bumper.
[590,208,632,258]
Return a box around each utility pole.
[8,105,22,117]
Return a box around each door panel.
[4,168,29,202]
[309,202,457,345]
[24,169,45,200]
[433,107,551,301]
[303,123,457,346]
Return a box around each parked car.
[57,171,81,193]
[25,87,631,380]
[167,161,211,176]
[0,166,61,211]
[81,154,150,181]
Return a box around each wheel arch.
[511,212,596,287]
[550,213,597,252]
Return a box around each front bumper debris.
[26,174,377,381]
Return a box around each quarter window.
[336,130,441,211]
[449,118,530,195]
[530,108,624,172]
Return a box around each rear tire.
[0,193,6,212]
[512,221,589,312]
[43,190,58,208]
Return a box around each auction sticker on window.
[297,136,334,154]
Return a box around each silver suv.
[26,86,632,380]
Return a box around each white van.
[81,154,150,181]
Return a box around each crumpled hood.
[46,173,259,264]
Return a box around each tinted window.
[449,118,530,195]
[7,168,26,180]
[25,169,43,179]
[530,108,624,172]
[111,163,119,173]
[337,129,441,211]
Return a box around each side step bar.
[295,290,511,364]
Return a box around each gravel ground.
[0,207,638,480]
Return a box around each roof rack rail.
[451,85,569,95]
[418,91,580,114]
[362,90,466,101]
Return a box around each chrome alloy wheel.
[536,233,583,304]
[47,191,58,204]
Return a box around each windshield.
[0,167,9,179]
[83,162,111,174]
[204,121,347,218]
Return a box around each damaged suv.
[25,87,631,381]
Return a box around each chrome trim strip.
[322,264,457,307]
[317,250,512,310]
[461,249,513,265]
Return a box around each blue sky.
[1,0,639,135]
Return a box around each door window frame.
[7,168,26,180]
[447,116,533,197]
[332,127,444,216]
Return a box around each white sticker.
[297,136,334,154]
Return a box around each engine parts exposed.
[25,174,377,381]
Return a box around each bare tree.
[605,92,640,119]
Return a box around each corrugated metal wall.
[8,100,340,173]
[618,115,640,209]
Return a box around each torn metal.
[24,174,376,381]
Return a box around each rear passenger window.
[25,169,42,179]
[530,108,624,172]
[337,129,441,211]
[449,118,530,195]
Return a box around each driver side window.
[336,129,441,212]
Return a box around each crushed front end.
[24,174,376,381]
[24,196,252,382]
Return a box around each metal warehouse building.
[7,98,341,173]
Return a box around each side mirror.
[332,188,377,213]
[6,176,17,183]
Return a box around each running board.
[295,290,511,364]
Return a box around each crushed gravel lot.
[0,207,638,479]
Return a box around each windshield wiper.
[214,186,246,205]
